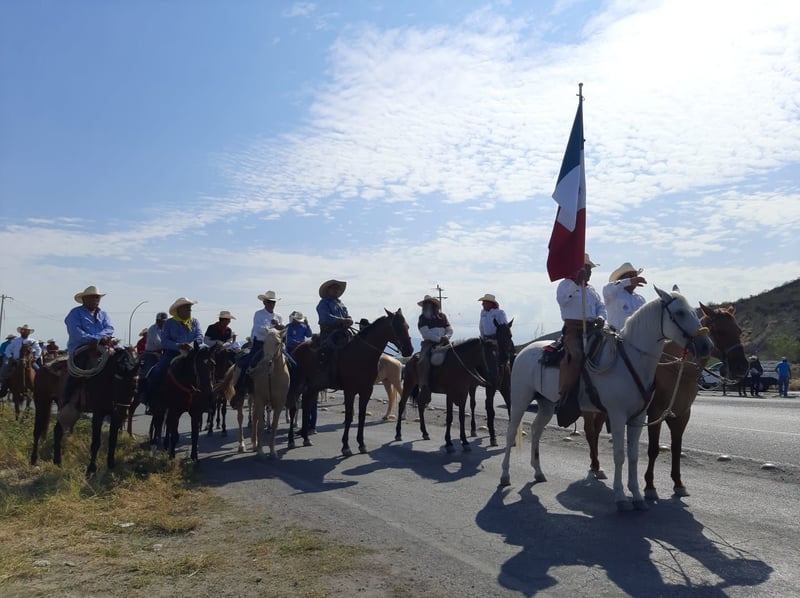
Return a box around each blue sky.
[1,0,799,347]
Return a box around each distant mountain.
[707,278,800,359]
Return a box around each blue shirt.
[316,297,350,328]
[286,320,313,351]
[65,305,115,354]
[161,318,203,353]
[776,361,791,377]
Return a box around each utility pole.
[0,294,12,340]
[433,284,447,310]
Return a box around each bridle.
[660,295,709,348]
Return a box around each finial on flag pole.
[577,82,584,101]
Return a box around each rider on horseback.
[234,291,284,395]
[417,295,452,407]
[0,324,42,397]
[556,254,607,426]
[602,262,647,332]
[204,310,236,348]
[314,279,353,388]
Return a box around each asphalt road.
[131,387,800,596]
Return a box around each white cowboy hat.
[257,290,280,302]
[291,311,306,322]
[417,294,441,308]
[138,328,148,337]
[169,297,197,317]
[218,310,236,320]
[5,334,16,339]
[318,279,347,298]
[16,324,34,333]
[74,285,106,303]
[584,253,599,268]
[608,262,644,282]
[478,293,499,306]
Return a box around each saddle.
[430,345,449,367]
[540,338,564,367]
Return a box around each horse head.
[493,318,515,366]
[699,303,748,380]
[655,287,713,359]
[384,308,414,357]
[260,328,285,368]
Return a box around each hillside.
[708,278,800,360]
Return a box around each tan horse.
[7,343,36,420]
[377,354,403,420]
[250,328,290,458]
[582,303,748,498]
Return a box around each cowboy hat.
[16,324,34,333]
[584,253,599,268]
[257,290,280,302]
[47,338,55,343]
[318,279,347,298]
[218,310,236,320]
[138,328,148,337]
[417,294,441,308]
[608,262,644,282]
[5,334,15,339]
[478,293,499,306]
[156,312,168,321]
[168,297,197,317]
[291,311,306,322]
[74,285,106,303]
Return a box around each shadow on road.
[476,478,773,596]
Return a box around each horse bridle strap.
[616,339,656,424]
[168,368,198,396]
[660,296,710,344]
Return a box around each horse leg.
[220,401,227,436]
[287,404,296,449]
[468,386,477,438]
[529,400,554,483]
[382,380,395,420]
[608,414,633,510]
[341,391,355,457]
[190,412,201,461]
[644,419,663,500]
[356,391,371,454]
[269,406,280,458]
[126,397,139,438]
[485,387,498,446]
[87,412,103,476]
[236,404,246,453]
[31,397,51,466]
[458,397,470,452]
[252,397,261,454]
[167,412,180,459]
[667,412,691,497]
[584,412,607,480]
[444,398,454,453]
[627,416,647,510]
[53,420,64,466]
[300,391,313,447]
[418,397,430,441]
[108,410,122,470]
[395,387,409,441]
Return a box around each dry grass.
[0,406,387,596]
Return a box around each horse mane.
[620,294,668,340]
[357,315,389,336]
[452,337,481,350]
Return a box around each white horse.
[251,328,290,458]
[499,287,713,512]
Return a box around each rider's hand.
[440,336,450,344]
[179,343,193,351]
[343,318,354,328]
[594,317,605,329]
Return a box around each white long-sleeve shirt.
[479,307,508,338]
[603,278,646,331]
[5,336,42,360]
[250,309,283,342]
[556,279,607,321]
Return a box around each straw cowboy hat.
[218,310,236,320]
[608,262,644,283]
[168,297,197,317]
[5,334,15,340]
[478,293,499,307]
[16,324,34,333]
[257,290,280,302]
[138,328,148,337]
[417,294,441,308]
[584,253,599,268]
[74,285,106,303]
[318,279,347,298]
[290,311,306,322]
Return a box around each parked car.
[699,360,779,392]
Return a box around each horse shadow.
[476,479,772,596]
[340,436,504,484]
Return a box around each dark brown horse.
[396,338,498,453]
[582,303,748,498]
[30,357,68,465]
[149,344,215,460]
[468,319,515,446]
[288,309,414,456]
[205,345,236,436]
[7,343,36,420]
[47,347,138,475]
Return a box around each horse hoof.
[490,439,498,447]
[445,445,455,454]
[394,434,402,442]
[359,445,368,454]
[287,441,295,450]
[616,500,634,512]
[633,500,649,511]
[342,448,353,458]
[594,469,608,480]
[499,475,511,487]
[644,488,659,501]
[673,486,690,498]
[237,444,245,454]
[422,434,430,441]
[534,472,547,483]
[303,439,313,447]
[470,432,477,438]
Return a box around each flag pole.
[577,83,587,345]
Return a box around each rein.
[615,339,657,425]
[444,340,489,386]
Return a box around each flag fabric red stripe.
[547,100,586,282]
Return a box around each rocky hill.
[709,278,800,360]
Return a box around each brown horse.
[205,345,236,436]
[251,328,290,458]
[582,303,748,498]
[288,308,414,456]
[149,345,215,460]
[30,357,69,465]
[377,354,404,421]
[468,319,515,446]
[6,343,36,420]
[49,347,139,475]
[396,338,498,453]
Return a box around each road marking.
[708,425,800,437]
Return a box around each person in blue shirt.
[140,297,203,405]
[315,279,354,387]
[62,285,115,407]
[775,357,792,398]
[286,311,313,355]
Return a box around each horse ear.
[727,304,736,315]
[672,284,680,293]
[699,302,714,318]
[508,318,514,328]
[654,286,671,302]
